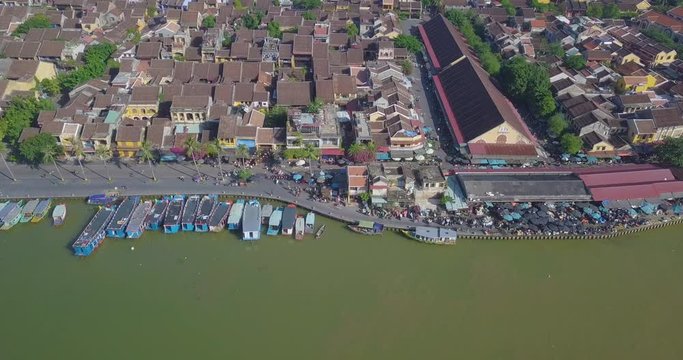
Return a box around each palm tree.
[184,137,202,179]
[303,143,319,175]
[204,140,225,181]
[70,139,87,181]
[348,143,363,158]
[0,142,16,182]
[139,141,157,182]
[95,145,112,182]
[236,144,249,166]
[42,145,64,182]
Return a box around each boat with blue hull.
[242,200,261,241]
[125,200,153,239]
[20,199,39,223]
[0,201,24,230]
[87,193,118,205]
[267,207,283,235]
[105,196,140,238]
[181,195,200,231]
[208,201,231,232]
[163,195,184,234]
[73,206,116,256]
[31,198,52,223]
[227,199,245,230]
[145,198,169,231]
[194,195,216,232]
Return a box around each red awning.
[321,148,345,156]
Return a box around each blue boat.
[181,195,200,231]
[194,195,216,232]
[145,198,169,231]
[125,200,153,239]
[227,199,245,230]
[267,207,283,235]
[105,196,140,238]
[163,195,185,234]
[73,206,116,256]
[242,200,261,240]
[87,193,118,205]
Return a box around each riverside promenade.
[0,160,423,231]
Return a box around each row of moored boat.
[73,195,325,256]
[0,199,65,230]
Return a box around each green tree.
[587,3,604,18]
[440,194,454,206]
[294,0,322,9]
[236,143,250,166]
[499,57,555,118]
[202,15,216,29]
[346,22,359,37]
[548,42,565,58]
[358,192,371,204]
[306,98,324,113]
[146,6,157,19]
[400,59,413,76]
[655,137,683,167]
[57,42,117,92]
[139,141,157,181]
[126,27,142,44]
[348,143,363,157]
[265,106,287,127]
[42,142,64,182]
[603,4,620,18]
[303,142,319,173]
[500,0,516,15]
[71,139,87,181]
[0,142,16,182]
[234,0,246,10]
[564,54,586,70]
[222,36,233,49]
[394,34,423,54]
[445,9,501,75]
[242,12,262,30]
[0,96,54,145]
[19,133,57,164]
[237,168,252,183]
[302,11,316,21]
[39,78,61,97]
[95,144,112,182]
[560,133,583,154]
[267,21,282,39]
[547,113,569,137]
[184,137,202,179]
[12,14,51,37]
[204,140,225,181]
[532,89,557,118]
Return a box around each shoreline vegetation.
[6,193,683,242]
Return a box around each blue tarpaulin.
[292,174,303,181]
[376,153,391,160]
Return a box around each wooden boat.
[181,195,201,231]
[105,196,140,238]
[0,200,24,230]
[281,204,297,235]
[20,199,40,223]
[315,224,326,239]
[72,206,115,256]
[401,227,457,245]
[52,204,66,226]
[163,195,184,234]
[267,207,283,235]
[31,198,52,223]
[227,199,245,230]
[347,221,384,235]
[145,198,169,231]
[305,212,315,234]
[208,201,231,232]
[125,200,153,239]
[295,216,305,240]
[242,200,261,241]
[261,204,273,225]
[194,195,216,232]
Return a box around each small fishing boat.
[145,198,169,231]
[281,204,297,235]
[181,195,200,231]
[0,202,8,214]
[261,204,273,225]
[105,196,140,238]
[208,201,231,232]
[20,199,40,223]
[31,198,52,223]
[87,193,118,205]
[305,212,315,234]
[227,199,245,230]
[125,200,153,239]
[402,227,457,245]
[295,216,305,240]
[194,195,216,232]
[347,221,384,235]
[315,224,326,239]
[52,204,66,226]
[242,200,261,241]
[0,200,24,230]
[267,207,283,235]
[163,195,185,234]
[72,206,116,256]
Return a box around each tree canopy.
[267,21,282,39]
[0,97,54,145]
[655,137,683,167]
[346,22,359,37]
[306,98,324,113]
[57,42,117,92]
[498,57,556,118]
[242,12,263,30]
[294,0,322,9]
[560,133,583,154]
[302,11,317,21]
[393,34,423,54]
[547,113,569,138]
[19,133,60,164]
[264,106,287,127]
[445,10,501,75]
[500,0,516,15]
[202,15,216,29]
[564,54,587,70]
[12,14,51,37]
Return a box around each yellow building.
[217,115,238,149]
[115,125,146,158]
[4,60,57,97]
[627,108,683,144]
[125,86,160,120]
[636,0,652,11]
[622,74,657,93]
[470,122,534,146]
[619,52,642,65]
[535,0,551,4]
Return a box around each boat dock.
[145,199,169,231]
[227,199,245,230]
[163,195,184,234]
[105,196,140,238]
[181,195,200,231]
[126,200,153,239]
[242,200,261,240]
[267,207,283,235]
[73,206,116,256]
[208,201,231,232]
[194,195,216,232]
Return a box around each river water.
[1,201,683,359]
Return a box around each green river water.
[1,201,683,360]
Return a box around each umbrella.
[292,173,303,181]
[319,171,325,176]
[295,159,305,166]
[425,148,435,155]
[511,212,522,220]
[317,176,326,183]
[415,155,425,161]
[503,214,514,222]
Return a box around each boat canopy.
[358,220,374,229]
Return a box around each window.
[498,126,509,134]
